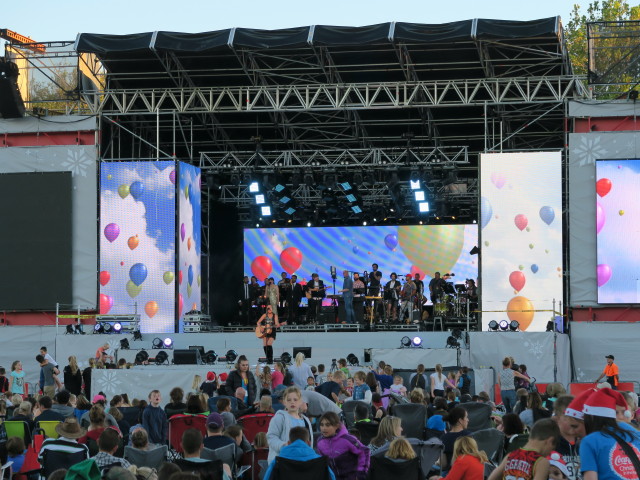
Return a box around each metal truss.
[84,76,589,114]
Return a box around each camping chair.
[174,458,224,480]
[207,396,238,413]
[168,415,208,455]
[238,413,274,444]
[165,406,186,419]
[0,461,12,480]
[368,456,421,480]
[123,445,168,469]
[241,447,268,480]
[389,403,426,439]
[459,402,493,432]
[354,421,379,445]
[271,456,331,480]
[471,428,505,464]
[201,443,236,468]
[341,401,369,429]
[505,433,529,454]
[41,449,89,478]
[3,422,30,445]
[373,437,443,478]
[118,406,143,427]
[35,420,61,439]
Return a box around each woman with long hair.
[369,415,403,454]
[256,304,281,364]
[385,437,416,461]
[498,357,530,413]
[365,371,379,394]
[440,406,471,471]
[225,355,257,405]
[255,364,273,391]
[272,362,285,389]
[519,391,551,429]
[64,356,83,395]
[78,404,108,444]
[441,436,488,480]
[430,364,456,398]
[288,352,313,389]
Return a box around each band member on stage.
[413,273,425,309]
[306,273,325,324]
[398,274,417,323]
[385,273,401,322]
[239,276,252,325]
[278,272,290,312]
[265,277,279,313]
[369,264,381,288]
[288,275,303,324]
[353,273,366,295]
[257,305,280,364]
[339,270,356,324]
[429,271,447,304]
[465,278,478,317]
[372,271,384,320]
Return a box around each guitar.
[255,320,287,338]
[304,285,332,299]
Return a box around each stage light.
[203,350,218,364]
[284,207,296,215]
[412,336,422,347]
[400,336,412,348]
[226,350,238,363]
[152,337,163,349]
[261,206,272,216]
[249,181,260,193]
[499,320,509,331]
[469,246,480,255]
[446,336,460,348]
[133,330,142,341]
[451,329,463,340]
[155,350,169,365]
[351,205,362,214]
[255,194,265,205]
[94,323,105,334]
[410,179,421,190]
[418,202,429,213]
[346,193,357,203]
[66,325,74,334]
[103,323,113,334]
[120,339,130,350]
[509,321,520,332]
[280,352,292,364]
[163,337,173,349]
[414,190,425,202]
[113,323,122,333]
[135,350,149,365]
[488,320,499,331]
[347,353,359,366]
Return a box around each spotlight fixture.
[163,337,173,349]
[249,181,260,193]
[226,350,238,363]
[113,322,122,333]
[346,353,359,366]
[94,323,104,334]
[255,194,265,205]
[155,350,169,365]
[120,339,130,350]
[446,336,461,348]
[203,350,218,364]
[469,246,480,256]
[488,320,499,331]
[280,352,292,365]
[66,325,74,334]
[509,320,520,332]
[412,336,423,348]
[152,337,163,349]
[418,202,429,213]
[499,320,509,331]
[261,206,272,216]
[400,336,412,348]
[103,323,113,334]
[135,350,149,365]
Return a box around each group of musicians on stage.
[239,264,478,325]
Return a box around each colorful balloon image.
[384,234,398,250]
[180,223,186,242]
[251,256,273,280]
[99,294,113,315]
[187,284,192,298]
[518,265,524,271]
[126,280,142,298]
[184,184,190,200]
[539,206,555,225]
[129,263,148,286]
[597,264,612,286]
[397,225,465,277]
[130,181,144,200]
[187,237,192,251]
[509,271,526,292]
[127,235,139,250]
[484,241,490,247]
[169,170,176,184]
[99,271,111,287]
[353,246,359,254]
[529,244,534,249]
[197,275,201,287]
[120,261,125,266]
[178,294,184,315]
[280,247,303,275]
[491,172,506,189]
[179,271,183,285]
[104,223,120,243]
[507,296,534,331]
[619,210,625,216]
[480,197,492,229]
[410,265,426,280]
[144,301,158,318]
[187,265,194,286]
[596,178,612,197]
[526,227,531,232]
[117,184,130,199]
[514,214,528,231]
[163,271,174,285]
[596,201,605,234]
[531,264,539,274]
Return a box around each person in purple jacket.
[317,411,370,480]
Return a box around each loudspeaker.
[173,349,201,365]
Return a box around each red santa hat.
[583,387,629,419]
[548,452,570,479]
[564,388,596,420]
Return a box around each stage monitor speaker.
[0,60,25,118]
[174,348,201,365]
[293,347,311,359]
[364,348,372,363]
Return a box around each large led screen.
[480,152,563,332]
[178,162,202,321]
[244,225,478,303]
[596,159,640,303]
[100,162,176,333]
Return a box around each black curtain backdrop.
[209,202,243,325]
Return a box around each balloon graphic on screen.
[251,256,273,280]
[188,265,194,286]
[596,202,605,234]
[169,170,176,184]
[531,264,539,274]
[539,206,555,225]
[104,223,120,243]
[596,178,612,197]
[163,272,174,284]
[397,225,464,276]
[509,271,526,292]
[99,294,112,315]
[118,185,130,199]
[178,293,184,315]
[185,184,190,200]
[353,246,359,254]
[619,210,624,216]
[126,280,142,298]
[127,235,139,250]
[180,223,186,242]
[384,234,398,250]
[144,301,158,318]
[99,271,111,286]
[197,275,201,287]
[518,265,524,271]
[129,263,148,286]
[187,284,193,298]
[187,237,192,251]
[130,181,144,200]
[480,197,492,229]
[179,271,183,285]
[529,244,534,250]
[507,296,534,331]
[280,247,303,275]
[410,265,426,280]
[491,172,506,189]
[597,264,612,286]
[514,214,528,231]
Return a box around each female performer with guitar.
[256,305,283,364]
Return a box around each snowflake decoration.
[61,148,93,177]
[96,370,122,396]
[571,136,608,167]
[523,340,545,359]
[575,367,587,381]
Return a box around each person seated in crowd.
[496,413,526,455]
[11,401,36,444]
[93,427,131,472]
[544,383,567,410]
[34,395,65,423]
[200,372,218,398]
[438,436,487,480]
[385,437,416,463]
[316,370,344,403]
[263,426,336,480]
[426,414,447,440]
[130,427,155,451]
[216,397,236,428]
[164,387,187,416]
[513,388,529,415]
[253,432,268,449]
[432,397,449,420]
[38,418,89,462]
[203,412,235,450]
[157,462,181,480]
[6,436,27,475]
[368,415,403,455]
[446,389,459,410]
[185,392,208,416]
[317,411,370,480]
[257,395,275,414]
[440,407,471,472]
[519,391,551,429]
[177,428,232,480]
[409,388,426,405]
[80,395,119,428]
[108,406,130,440]
[79,404,112,444]
[74,394,92,422]
[353,402,379,445]
[51,390,75,419]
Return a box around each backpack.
[410,374,426,391]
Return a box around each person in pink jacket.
[317,411,370,480]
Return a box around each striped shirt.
[38,437,89,462]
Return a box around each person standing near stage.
[288,275,303,324]
[384,273,401,322]
[257,305,281,364]
[340,270,355,324]
[306,273,325,324]
[369,264,382,289]
[413,273,425,309]
[278,272,290,313]
[399,274,417,323]
[429,272,447,304]
[239,276,252,325]
[595,354,619,390]
[265,277,279,313]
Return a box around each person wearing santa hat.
[580,388,640,480]
[549,451,571,480]
[554,390,593,480]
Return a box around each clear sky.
[4,0,579,42]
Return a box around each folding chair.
[389,403,427,439]
[35,421,61,439]
[271,456,331,480]
[354,421,379,445]
[41,449,89,478]
[123,445,168,469]
[505,433,529,454]
[241,447,268,480]
[201,443,236,467]
[238,413,274,444]
[165,406,186,419]
[459,402,493,432]
[168,415,208,455]
[174,457,224,480]
[3,422,30,445]
[373,437,443,478]
[207,396,238,413]
[368,456,421,480]
[471,428,505,464]
[0,461,12,480]
[118,406,143,427]
[341,401,369,429]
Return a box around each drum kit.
[433,283,474,318]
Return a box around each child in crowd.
[266,386,313,463]
[338,359,351,379]
[253,432,268,449]
[0,367,8,394]
[191,374,202,394]
[440,436,487,480]
[316,364,326,385]
[345,378,354,397]
[547,452,570,480]
[389,375,407,397]
[385,437,415,462]
[317,411,370,480]
[6,436,27,474]
[305,376,316,391]
[9,360,25,397]
[142,390,168,445]
[351,371,372,403]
